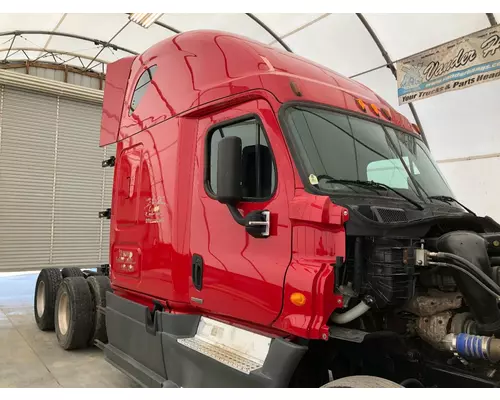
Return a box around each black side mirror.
[216,136,242,205]
[215,136,271,238]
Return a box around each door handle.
[192,254,204,291]
[246,210,270,237]
[226,205,271,239]
[245,210,271,238]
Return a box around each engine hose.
[432,253,500,294]
[442,261,500,294]
[452,260,500,294]
[428,262,500,300]
[331,299,372,324]
[442,333,500,363]
[436,231,500,335]
[436,252,500,289]
[490,256,500,266]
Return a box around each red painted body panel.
[189,98,295,326]
[99,56,135,147]
[110,116,198,305]
[272,192,347,339]
[101,30,413,145]
[101,30,415,340]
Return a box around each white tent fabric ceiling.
[1,12,500,219]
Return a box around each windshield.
[282,105,455,203]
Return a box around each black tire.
[87,275,112,344]
[54,277,94,350]
[34,268,62,331]
[61,267,85,278]
[321,376,402,388]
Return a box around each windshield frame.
[277,100,455,206]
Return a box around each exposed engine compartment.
[328,206,500,387]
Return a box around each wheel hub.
[58,291,70,335]
[36,280,45,317]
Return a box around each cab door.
[189,99,293,326]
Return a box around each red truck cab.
[98,30,493,388]
[101,28,411,328]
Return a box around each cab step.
[177,316,270,374]
[178,336,264,374]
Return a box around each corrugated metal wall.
[6,66,103,90]
[0,83,114,272]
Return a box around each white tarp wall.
[0,12,499,237]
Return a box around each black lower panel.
[103,293,307,388]
[104,293,167,386]
[159,311,307,388]
[104,343,165,388]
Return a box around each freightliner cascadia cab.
[96,30,500,388]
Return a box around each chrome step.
[177,317,271,374]
[178,336,263,374]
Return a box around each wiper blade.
[427,195,476,216]
[325,178,424,211]
[317,176,379,194]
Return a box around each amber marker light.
[290,292,306,306]
[381,108,392,120]
[290,81,302,97]
[370,103,380,116]
[355,98,367,112]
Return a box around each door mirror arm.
[228,204,246,226]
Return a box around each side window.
[129,65,157,115]
[207,118,276,200]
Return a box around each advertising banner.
[397,25,500,105]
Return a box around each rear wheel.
[34,268,62,331]
[61,267,85,278]
[321,375,402,388]
[87,276,112,344]
[55,277,94,350]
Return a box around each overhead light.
[128,13,163,28]
[369,103,380,116]
[355,98,367,112]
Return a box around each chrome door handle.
[246,210,270,237]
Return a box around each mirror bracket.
[227,205,270,239]
[228,204,246,226]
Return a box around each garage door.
[0,71,114,272]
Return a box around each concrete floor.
[0,272,138,388]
